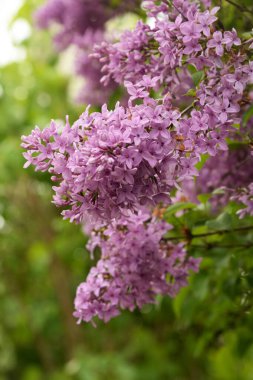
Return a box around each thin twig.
[166,225,253,241]
[225,0,252,15]
[167,0,187,21]
[180,101,197,116]
[190,243,253,249]
[242,37,253,46]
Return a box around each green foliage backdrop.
[0,1,253,379]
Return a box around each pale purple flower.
[183,38,202,55]
[212,98,240,123]
[223,28,241,51]
[207,31,224,56]
[180,21,202,44]
[198,7,219,37]
[124,81,149,101]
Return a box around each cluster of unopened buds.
[23,0,253,323]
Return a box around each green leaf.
[206,212,233,231]
[243,104,253,125]
[164,202,196,216]
[212,187,226,195]
[197,194,211,204]
[192,71,204,87]
[195,154,209,170]
[187,64,198,74]
[172,286,189,318]
[185,88,196,97]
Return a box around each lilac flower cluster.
[74,213,200,324]
[96,1,251,117]
[21,99,199,223]
[179,146,253,211]
[35,0,140,48]
[174,112,253,214]
[230,116,253,217]
[35,0,110,49]
[24,0,253,323]
[94,0,253,210]
[233,183,253,218]
[23,76,250,225]
[35,0,140,104]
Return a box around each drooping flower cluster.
[35,0,140,104]
[74,213,201,324]
[232,183,253,218]
[24,0,253,323]
[230,115,253,217]
[174,115,253,213]
[185,146,253,211]
[23,79,250,225]
[94,0,253,213]
[96,1,252,117]
[21,98,199,223]
[35,0,140,48]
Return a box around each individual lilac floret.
[74,212,201,324]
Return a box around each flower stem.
[166,225,253,241]
[225,0,252,15]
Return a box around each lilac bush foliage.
[23,0,253,323]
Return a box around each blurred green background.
[1,1,253,379]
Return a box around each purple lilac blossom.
[35,0,124,49]
[198,147,253,210]
[174,116,253,214]
[94,0,253,214]
[94,1,251,120]
[74,212,201,324]
[22,65,250,226]
[35,0,140,104]
[21,97,199,224]
[233,183,253,219]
